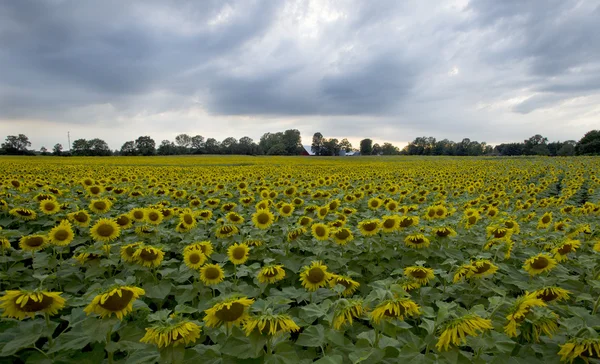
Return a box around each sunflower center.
[97,224,115,237]
[335,229,350,240]
[400,218,413,228]
[133,211,144,219]
[467,216,478,225]
[26,237,45,247]
[189,252,202,264]
[148,212,160,221]
[53,229,69,241]
[383,219,396,229]
[215,302,245,322]
[182,214,193,225]
[99,289,134,311]
[18,209,33,216]
[436,209,445,217]
[20,294,54,312]
[204,267,221,280]
[538,291,558,302]
[557,244,572,255]
[315,226,327,237]
[531,257,549,269]
[363,222,378,231]
[307,267,325,283]
[409,237,425,244]
[230,214,241,222]
[232,247,246,260]
[436,229,451,237]
[505,222,514,229]
[494,230,507,238]
[542,216,551,224]
[336,279,352,288]
[384,306,405,317]
[410,269,428,278]
[94,201,107,210]
[139,249,158,261]
[282,206,292,214]
[125,246,137,257]
[428,210,436,218]
[90,187,100,194]
[263,269,278,278]
[117,216,130,226]
[74,212,88,222]
[473,263,491,274]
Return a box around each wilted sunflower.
[404,266,435,285]
[90,218,121,243]
[329,274,360,296]
[558,337,600,363]
[216,224,239,239]
[404,234,431,249]
[199,264,225,286]
[84,286,145,320]
[331,227,354,246]
[183,249,207,270]
[19,234,48,252]
[433,226,457,238]
[48,220,74,246]
[287,227,306,242]
[252,209,275,229]
[140,318,201,348]
[504,292,546,337]
[68,210,91,227]
[257,265,286,284]
[244,313,300,336]
[1,238,10,250]
[186,241,214,257]
[299,261,331,291]
[74,252,102,265]
[552,239,580,262]
[10,207,37,221]
[537,212,553,229]
[520,311,560,343]
[435,314,493,351]
[203,296,254,328]
[532,286,570,303]
[380,215,401,233]
[523,253,558,276]
[332,299,365,330]
[132,246,165,268]
[89,199,112,214]
[0,290,66,320]
[468,259,498,279]
[357,219,381,237]
[228,243,250,265]
[370,297,421,324]
[311,223,330,241]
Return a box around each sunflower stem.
[106,329,113,364]
[592,294,600,315]
[374,329,381,348]
[44,313,54,348]
[233,264,238,286]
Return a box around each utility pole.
[67,131,71,152]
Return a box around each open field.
[1,155,599,363]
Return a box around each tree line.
[2,129,599,157]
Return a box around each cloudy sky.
[1,0,599,150]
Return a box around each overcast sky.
[1,0,599,150]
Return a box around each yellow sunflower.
[115,214,133,229]
[145,208,164,225]
[197,209,213,221]
[199,264,225,286]
[551,239,581,262]
[278,203,295,217]
[331,227,354,246]
[74,252,103,265]
[468,259,498,279]
[120,242,142,263]
[203,296,254,328]
[185,241,214,257]
[380,215,401,233]
[48,220,74,246]
[257,265,286,284]
[84,286,145,320]
[0,290,66,320]
[370,297,421,324]
[1,238,10,250]
[39,200,60,215]
[140,319,201,348]
[88,199,112,214]
[225,212,245,225]
[329,274,360,297]
[523,253,558,276]
[311,223,330,241]
[19,234,48,252]
[132,246,165,268]
[332,299,365,330]
[287,227,307,242]
[558,338,600,363]
[436,314,493,351]
[68,210,91,227]
[297,216,313,227]
[357,219,381,237]
[432,226,457,238]
[532,286,571,303]
[243,313,300,336]
[183,249,207,270]
[504,292,546,337]
[404,266,435,285]
[252,209,275,229]
[537,212,553,229]
[10,207,37,221]
[299,261,332,291]
[398,216,419,229]
[404,234,431,249]
[90,218,121,243]
[228,243,250,265]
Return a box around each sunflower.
[357,219,381,237]
[385,200,399,212]
[244,239,264,247]
[380,215,401,233]
[74,252,103,265]
[486,225,512,240]
[38,199,60,215]
[537,212,553,229]
[183,249,207,270]
[435,314,493,351]
[0,290,66,320]
[468,259,498,279]
[225,212,244,225]
[243,313,300,336]
[145,208,163,225]
[504,292,546,337]
[199,264,225,286]
[329,274,360,296]
[404,234,431,249]
[367,198,383,210]
[115,214,133,229]
[523,253,558,276]
[186,241,214,257]
[89,199,112,214]
[19,234,48,252]
[370,297,421,324]
[1,238,10,250]
[287,227,306,242]
[178,210,197,229]
[140,318,201,348]
[300,261,332,291]
[132,246,164,268]
[404,266,435,285]
[398,216,419,228]
[10,207,37,221]
[503,219,520,234]
[433,226,457,238]
[532,286,571,303]
[551,239,581,262]
[297,216,313,227]
[332,299,365,330]
[316,206,329,219]
[331,227,354,246]
[215,224,239,239]
[203,296,254,328]
[44,219,73,247]
[520,311,560,343]
[68,210,91,227]
[278,203,295,217]
[257,265,286,284]
[196,209,213,222]
[90,218,121,243]
[453,264,475,283]
[311,223,330,241]
[252,209,275,229]
[228,243,250,265]
[84,286,145,320]
[558,337,600,363]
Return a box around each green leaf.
[299,303,329,323]
[348,347,385,364]
[266,342,301,364]
[0,320,45,356]
[144,280,172,300]
[47,332,91,354]
[314,355,344,364]
[296,325,326,347]
[419,318,435,335]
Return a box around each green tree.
[204,138,220,154]
[71,139,90,156]
[311,132,324,156]
[135,136,156,156]
[381,142,399,155]
[191,135,205,154]
[576,130,600,155]
[157,140,177,155]
[359,139,372,155]
[1,134,31,154]
[283,129,302,155]
[339,138,353,153]
[120,141,136,156]
[52,143,63,156]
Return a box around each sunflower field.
[0,155,600,364]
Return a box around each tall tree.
[372,143,382,155]
[71,139,90,156]
[339,138,353,153]
[52,143,63,156]
[157,140,176,155]
[311,132,324,156]
[359,139,373,155]
[120,141,136,156]
[190,135,205,154]
[204,138,220,154]
[40,146,48,155]
[135,136,156,156]
[576,130,600,155]
[381,142,399,155]
[238,136,257,155]
[221,137,238,154]
[2,134,31,154]
[282,129,302,155]
[88,138,111,156]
